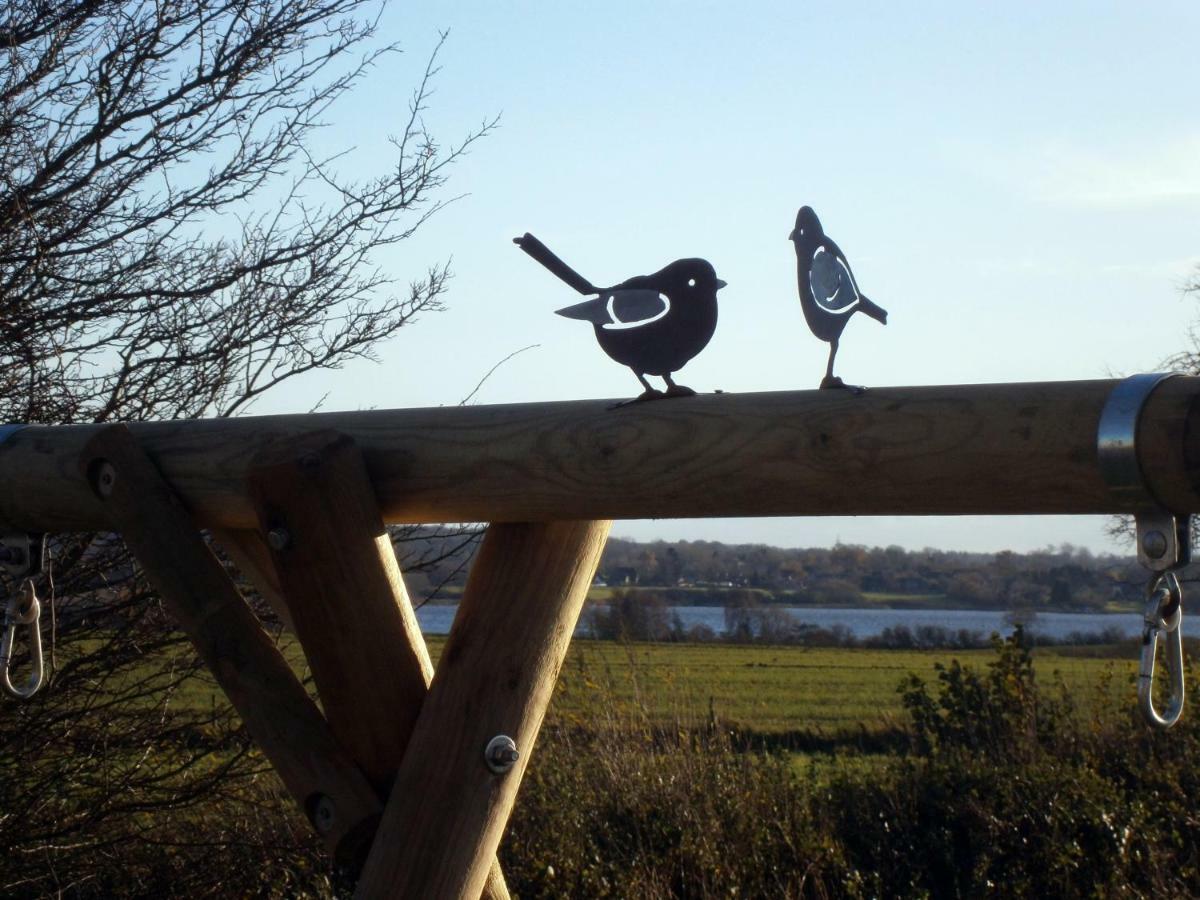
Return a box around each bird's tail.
[513,233,598,295]
[858,295,888,325]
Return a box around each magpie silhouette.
[514,233,726,401]
[789,206,888,390]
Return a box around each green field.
[544,640,1136,736]
[167,635,1139,742]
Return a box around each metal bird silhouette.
[514,233,726,401]
[790,207,888,390]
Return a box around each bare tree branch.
[0,4,492,891]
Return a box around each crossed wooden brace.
[80,425,610,899]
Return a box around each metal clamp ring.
[1097,373,1176,509]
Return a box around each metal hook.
[1,579,44,700]
[1139,571,1184,730]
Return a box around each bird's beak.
[787,229,795,241]
[716,279,728,290]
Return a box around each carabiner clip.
[1139,571,1184,730]
[0,579,44,700]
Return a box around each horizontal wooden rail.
[2,378,1199,533]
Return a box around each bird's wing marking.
[555,295,612,324]
[809,247,858,315]
[601,289,670,330]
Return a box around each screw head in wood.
[485,734,519,774]
[266,526,291,551]
[94,461,117,498]
[310,794,337,834]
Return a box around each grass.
[859,591,949,608]
[154,632,1139,745]
[584,585,775,605]
[544,640,1136,737]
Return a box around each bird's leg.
[662,374,696,398]
[819,339,866,395]
[607,372,665,410]
[819,340,845,390]
[632,370,665,401]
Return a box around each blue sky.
[260,1,1200,553]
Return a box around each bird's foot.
[820,376,866,396]
[664,383,696,398]
[607,388,665,410]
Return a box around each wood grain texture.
[78,425,381,859]
[1137,376,1200,511]
[248,431,434,789]
[355,519,612,900]
[10,380,1200,532]
[245,431,511,898]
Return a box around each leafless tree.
[1160,271,1200,377]
[0,1,492,893]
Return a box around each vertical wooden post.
[355,519,611,900]
[245,431,509,897]
[78,426,381,859]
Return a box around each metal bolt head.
[95,462,117,498]
[266,527,291,551]
[485,734,520,774]
[1142,529,1168,560]
[311,795,337,834]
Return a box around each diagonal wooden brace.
[212,525,296,632]
[79,425,381,862]
[244,430,509,896]
[355,519,611,900]
[246,431,435,791]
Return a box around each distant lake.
[415,605,1141,642]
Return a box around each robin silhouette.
[514,233,726,401]
[790,206,887,390]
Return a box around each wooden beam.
[355,519,611,900]
[78,425,381,862]
[247,431,434,790]
[8,379,1200,532]
[244,431,510,897]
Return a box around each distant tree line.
[595,539,1146,610]
[406,531,1150,611]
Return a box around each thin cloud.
[947,135,1200,209]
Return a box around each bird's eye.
[687,278,696,288]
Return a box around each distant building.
[606,567,639,586]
